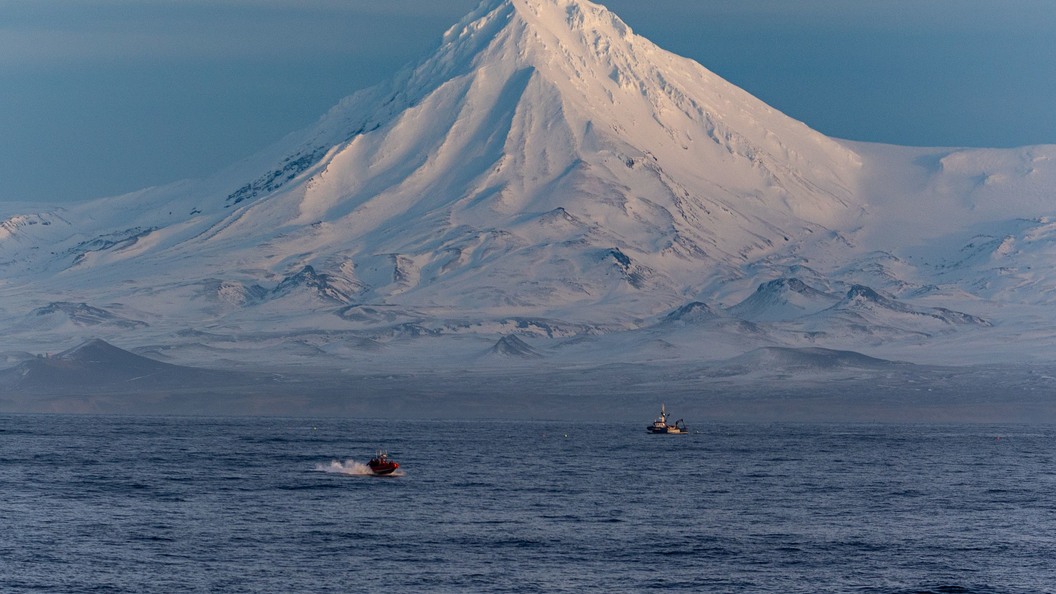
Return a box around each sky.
[2,0,1055,204]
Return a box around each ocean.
[2,415,1054,592]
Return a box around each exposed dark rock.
[226,146,329,206]
[273,265,361,304]
[32,302,148,329]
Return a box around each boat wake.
[315,459,372,475]
[314,459,404,477]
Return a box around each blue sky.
[2,0,1055,203]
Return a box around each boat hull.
[367,459,399,475]
[368,462,398,475]
[647,427,686,434]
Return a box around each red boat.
[367,451,399,475]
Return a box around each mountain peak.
[489,334,544,358]
[727,277,839,322]
[421,0,644,111]
[447,0,612,27]
[258,0,864,276]
[445,0,633,43]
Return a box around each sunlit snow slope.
[2,0,1056,370]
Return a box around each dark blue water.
[2,415,1054,592]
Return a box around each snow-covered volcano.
[2,0,1056,374]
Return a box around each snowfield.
[2,0,1056,417]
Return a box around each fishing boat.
[647,404,687,434]
[367,451,399,475]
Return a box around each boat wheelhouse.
[647,404,687,434]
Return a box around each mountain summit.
[2,0,1055,372]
